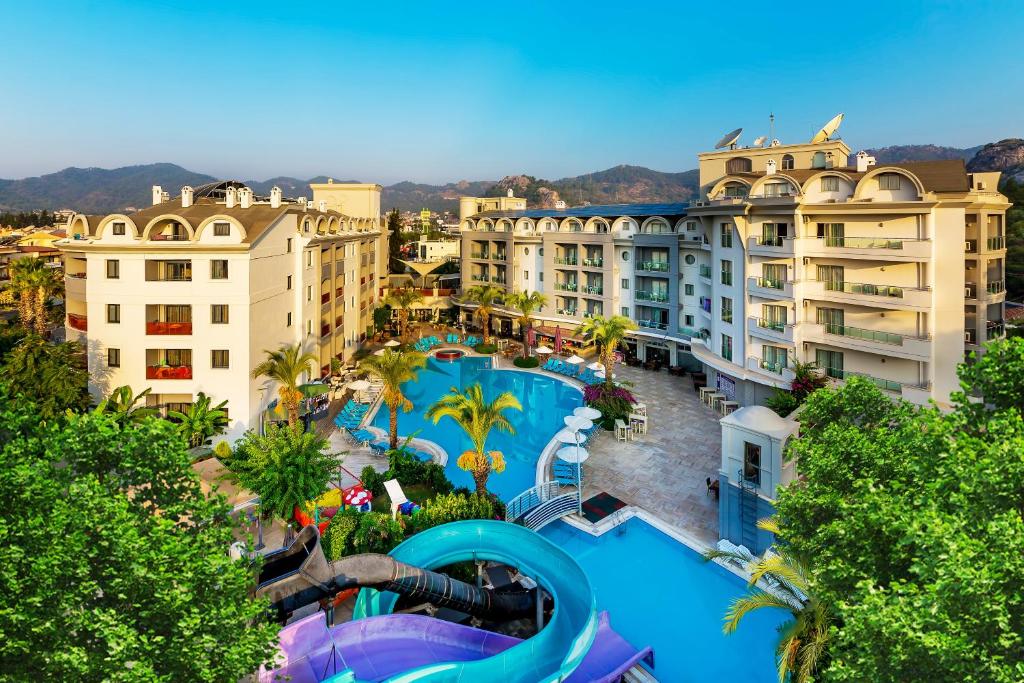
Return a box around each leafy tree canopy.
[0,335,89,418]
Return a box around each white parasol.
[586,361,603,370]
[565,354,585,364]
[573,406,602,420]
[384,339,401,347]
[564,415,594,432]
[535,345,554,354]
[554,429,581,444]
[347,380,371,391]
[556,445,590,464]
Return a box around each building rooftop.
[470,202,690,220]
[732,159,972,193]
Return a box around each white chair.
[629,413,647,436]
[615,419,630,442]
[633,403,647,417]
[384,478,409,519]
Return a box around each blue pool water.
[542,518,786,682]
[371,356,583,500]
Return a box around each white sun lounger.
[384,478,409,519]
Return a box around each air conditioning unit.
[965,330,975,343]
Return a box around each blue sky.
[1,1,1021,184]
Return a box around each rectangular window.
[211,350,229,368]
[286,275,293,290]
[762,304,787,329]
[685,314,694,326]
[539,272,544,282]
[523,270,529,281]
[621,307,629,317]
[816,349,844,379]
[720,260,733,286]
[106,304,120,324]
[306,251,313,267]
[743,442,762,486]
[621,278,629,290]
[687,221,697,232]
[307,319,312,335]
[720,223,734,248]
[721,334,733,362]
[821,177,839,192]
[763,344,788,372]
[211,260,228,279]
[287,238,293,253]
[106,259,119,279]
[107,348,120,367]
[761,223,788,246]
[306,285,312,302]
[878,174,901,190]
[112,222,126,236]
[684,283,694,296]
[721,297,733,323]
[761,263,787,288]
[213,222,231,237]
[211,304,229,324]
[287,312,293,327]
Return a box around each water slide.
[260,520,653,682]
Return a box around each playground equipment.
[258,520,653,682]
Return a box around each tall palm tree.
[94,385,159,424]
[9,259,62,336]
[464,284,503,345]
[703,518,831,683]
[576,314,637,386]
[384,287,425,341]
[169,392,230,449]
[426,383,521,496]
[506,290,548,359]
[359,349,426,448]
[252,344,318,428]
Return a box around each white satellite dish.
[810,113,844,144]
[715,127,742,149]
[753,135,767,147]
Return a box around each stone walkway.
[582,365,723,545]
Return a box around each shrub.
[513,356,539,368]
[765,389,800,417]
[213,440,232,460]
[409,492,497,534]
[321,508,361,561]
[352,512,405,554]
[474,343,498,354]
[583,383,637,430]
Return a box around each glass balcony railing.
[635,291,669,303]
[987,236,1006,250]
[824,236,906,249]
[753,357,786,374]
[637,320,668,330]
[555,282,578,292]
[755,318,786,332]
[582,257,604,267]
[820,367,906,393]
[493,253,507,261]
[582,285,603,295]
[754,276,785,290]
[490,276,506,285]
[822,280,908,298]
[639,261,670,272]
[556,308,578,316]
[987,321,1005,339]
[699,265,712,279]
[470,252,488,259]
[554,256,578,266]
[822,323,920,346]
[756,235,785,247]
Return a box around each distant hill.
[966,139,1024,182]
[485,165,700,209]
[864,144,981,164]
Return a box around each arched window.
[781,154,794,170]
[726,157,753,174]
[811,151,826,169]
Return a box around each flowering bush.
[583,383,637,430]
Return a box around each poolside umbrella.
[384,339,401,347]
[565,354,584,364]
[535,345,553,354]
[554,326,563,353]
[586,361,603,371]
[564,415,593,432]
[347,380,371,392]
[556,445,590,464]
[574,406,602,420]
[554,428,581,444]
[373,349,386,355]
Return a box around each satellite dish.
[753,135,767,147]
[810,113,844,144]
[715,127,743,149]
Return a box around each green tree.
[8,258,62,336]
[384,287,425,341]
[228,423,336,521]
[426,382,521,495]
[576,314,637,386]
[0,335,89,418]
[169,392,230,449]
[359,349,427,448]
[372,304,392,340]
[386,207,405,273]
[772,338,1024,682]
[506,290,548,358]
[252,343,317,428]
[463,284,503,345]
[705,519,831,683]
[0,388,277,681]
[94,385,159,424]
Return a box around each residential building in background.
[57,180,386,440]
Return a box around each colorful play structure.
[293,467,375,533]
[255,520,653,682]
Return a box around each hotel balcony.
[146,365,193,380]
[65,271,86,299]
[554,255,578,266]
[555,281,579,292]
[802,279,931,311]
[636,260,670,273]
[746,276,794,301]
[746,356,796,382]
[985,236,1006,253]
[818,366,930,398]
[987,321,1005,340]
[635,290,670,304]
[637,319,668,330]
[699,264,712,284]
[67,312,88,332]
[747,317,795,345]
[581,256,604,268]
[581,284,604,296]
[747,235,796,258]
[146,321,192,335]
[802,236,931,262]
[145,349,193,381]
[492,251,507,261]
[803,322,931,360]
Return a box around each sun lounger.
[384,478,409,518]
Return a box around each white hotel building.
[58,180,387,440]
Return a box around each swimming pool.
[371,355,582,501]
[541,517,785,682]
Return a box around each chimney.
[507,189,514,198]
[239,187,252,209]
[766,159,777,175]
[327,177,334,184]
[225,187,237,209]
[318,200,327,213]
[152,185,164,206]
[270,186,282,209]
[855,151,876,173]
[181,186,193,208]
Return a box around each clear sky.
[2,1,1021,184]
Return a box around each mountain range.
[1,141,1021,215]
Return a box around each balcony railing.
[490,276,507,285]
[637,320,668,330]
[67,313,88,331]
[819,367,909,393]
[751,357,787,374]
[824,236,907,249]
[755,318,786,332]
[582,258,604,267]
[146,321,192,335]
[699,265,712,279]
[822,323,923,346]
[556,308,578,316]
[754,276,784,290]
[66,272,87,279]
[987,280,1005,294]
[755,235,785,247]
[635,291,669,303]
[554,256,578,266]
[987,321,1005,339]
[582,286,604,295]
[321,324,331,337]
[822,280,911,298]
[583,310,603,318]
[146,365,193,380]
[555,282,578,292]
[988,236,1006,250]
[470,252,489,259]
[493,253,507,261]
[638,261,670,272]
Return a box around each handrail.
[522,493,581,531]
[505,481,565,523]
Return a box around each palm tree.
[463,284,503,345]
[94,385,159,424]
[576,314,637,386]
[703,519,831,683]
[426,383,521,495]
[506,290,548,359]
[169,392,230,449]
[384,287,425,341]
[252,344,318,428]
[9,259,62,336]
[359,349,427,448]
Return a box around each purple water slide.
[565,611,655,683]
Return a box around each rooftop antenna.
[714,127,742,150]
[769,113,775,142]
[810,113,844,143]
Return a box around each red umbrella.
[554,326,563,353]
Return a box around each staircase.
[737,470,760,551]
[506,481,580,531]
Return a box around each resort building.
[456,134,1010,408]
[458,191,527,224]
[57,180,387,440]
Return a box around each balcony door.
[816,306,844,334]
[817,265,844,291]
[762,263,787,288]
[815,349,844,379]
[817,222,845,244]
[763,304,787,329]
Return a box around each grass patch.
[474,343,498,354]
[513,356,540,368]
